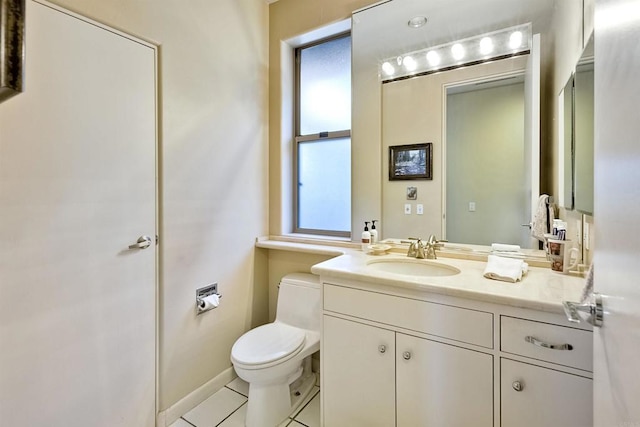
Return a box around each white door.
[524,33,541,248]
[0,1,157,426]
[593,0,640,425]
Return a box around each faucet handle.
[407,238,421,257]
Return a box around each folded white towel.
[491,243,521,252]
[483,255,529,283]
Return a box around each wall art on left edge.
[0,0,25,103]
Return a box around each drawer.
[324,284,493,348]
[500,316,592,371]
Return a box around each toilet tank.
[276,273,321,332]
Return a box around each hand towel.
[531,194,555,242]
[491,243,521,252]
[483,255,529,283]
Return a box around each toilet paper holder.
[196,283,222,315]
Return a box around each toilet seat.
[231,323,305,367]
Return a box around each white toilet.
[231,273,320,427]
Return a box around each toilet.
[231,273,320,427]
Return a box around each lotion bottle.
[361,221,371,251]
[370,220,378,244]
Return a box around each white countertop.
[311,250,587,314]
[256,236,588,315]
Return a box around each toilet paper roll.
[198,294,220,311]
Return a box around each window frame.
[293,32,352,238]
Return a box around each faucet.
[424,235,446,259]
[407,235,445,259]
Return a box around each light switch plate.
[404,204,411,214]
[469,202,476,212]
[416,204,424,215]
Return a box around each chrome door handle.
[562,293,603,327]
[128,235,152,250]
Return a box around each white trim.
[157,367,237,427]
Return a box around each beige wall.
[49,0,269,411]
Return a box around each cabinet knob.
[402,351,411,360]
[512,380,524,392]
[378,345,386,354]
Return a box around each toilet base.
[244,360,316,427]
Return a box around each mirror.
[561,74,575,210]
[353,0,553,247]
[560,34,594,216]
[574,35,594,215]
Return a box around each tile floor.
[170,377,320,427]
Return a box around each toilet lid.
[231,323,305,366]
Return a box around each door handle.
[562,293,603,327]
[128,235,152,250]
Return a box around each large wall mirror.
[352,0,559,248]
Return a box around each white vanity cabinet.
[500,316,593,427]
[322,283,494,426]
[320,280,593,427]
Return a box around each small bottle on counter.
[370,220,378,244]
[361,222,371,251]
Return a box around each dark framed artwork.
[0,0,25,103]
[389,143,432,180]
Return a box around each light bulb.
[426,50,440,66]
[451,43,465,61]
[382,61,395,76]
[402,56,417,72]
[509,31,523,49]
[480,37,493,55]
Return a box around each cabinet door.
[323,315,395,427]
[501,358,592,427]
[396,334,493,427]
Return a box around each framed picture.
[406,186,417,200]
[0,0,25,103]
[389,143,432,180]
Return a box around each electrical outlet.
[469,202,476,212]
[416,204,424,215]
[404,204,412,215]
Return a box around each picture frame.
[389,143,432,180]
[0,0,25,103]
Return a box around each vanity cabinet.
[500,316,593,427]
[320,281,593,427]
[322,284,494,426]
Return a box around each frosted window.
[298,138,351,232]
[299,36,351,135]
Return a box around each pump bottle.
[361,222,371,251]
[370,220,378,244]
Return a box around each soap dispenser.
[370,220,378,244]
[361,222,371,251]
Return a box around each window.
[294,33,351,236]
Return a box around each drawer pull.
[525,335,573,351]
[378,345,386,354]
[402,351,412,360]
[512,380,524,392]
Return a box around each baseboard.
[157,366,237,427]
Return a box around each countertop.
[257,236,588,315]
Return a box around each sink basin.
[366,258,460,277]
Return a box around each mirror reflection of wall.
[446,77,526,246]
[574,35,594,215]
[561,75,575,210]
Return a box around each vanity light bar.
[379,23,532,83]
